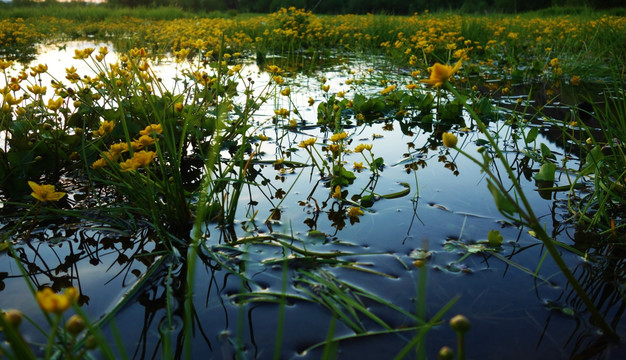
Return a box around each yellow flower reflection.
[28,181,66,202]
[347,206,364,219]
[421,60,462,88]
[332,186,342,199]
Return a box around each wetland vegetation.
[0,3,625,359]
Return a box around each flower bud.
[442,132,458,148]
[85,334,98,349]
[66,314,86,335]
[437,346,454,360]
[2,309,23,328]
[450,314,471,334]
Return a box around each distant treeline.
[6,0,624,13]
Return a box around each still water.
[1,41,624,359]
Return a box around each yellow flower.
[273,75,285,85]
[550,58,559,67]
[570,75,581,86]
[73,48,94,60]
[228,64,242,76]
[330,132,348,143]
[36,287,79,314]
[109,142,129,157]
[298,137,317,148]
[354,143,372,153]
[30,63,48,74]
[380,84,396,95]
[406,83,418,90]
[280,87,290,96]
[442,132,458,148]
[91,158,108,170]
[321,84,330,92]
[131,135,156,150]
[26,84,47,96]
[46,97,64,111]
[133,150,157,167]
[274,108,290,117]
[267,65,282,74]
[258,134,268,141]
[120,151,156,172]
[174,102,184,112]
[139,124,162,136]
[332,185,342,199]
[347,206,364,219]
[93,120,115,137]
[353,162,365,171]
[28,181,66,202]
[308,97,315,106]
[420,60,462,88]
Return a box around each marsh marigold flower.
[274,108,290,117]
[442,132,458,148]
[131,135,156,150]
[46,97,64,111]
[298,137,317,148]
[353,162,365,172]
[93,120,115,137]
[354,143,372,153]
[330,132,348,143]
[91,158,108,170]
[36,287,79,314]
[421,60,462,88]
[139,124,162,136]
[381,84,396,95]
[28,181,66,202]
[120,151,156,172]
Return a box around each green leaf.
[525,127,539,144]
[540,143,554,160]
[533,162,556,182]
[360,194,375,208]
[487,229,503,247]
[581,146,604,176]
[487,180,518,215]
[371,157,385,171]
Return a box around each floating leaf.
[487,229,503,247]
[307,230,326,239]
[533,162,556,182]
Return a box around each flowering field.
[1,7,626,360]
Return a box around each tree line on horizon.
[6,0,624,14]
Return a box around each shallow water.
[1,41,625,359]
